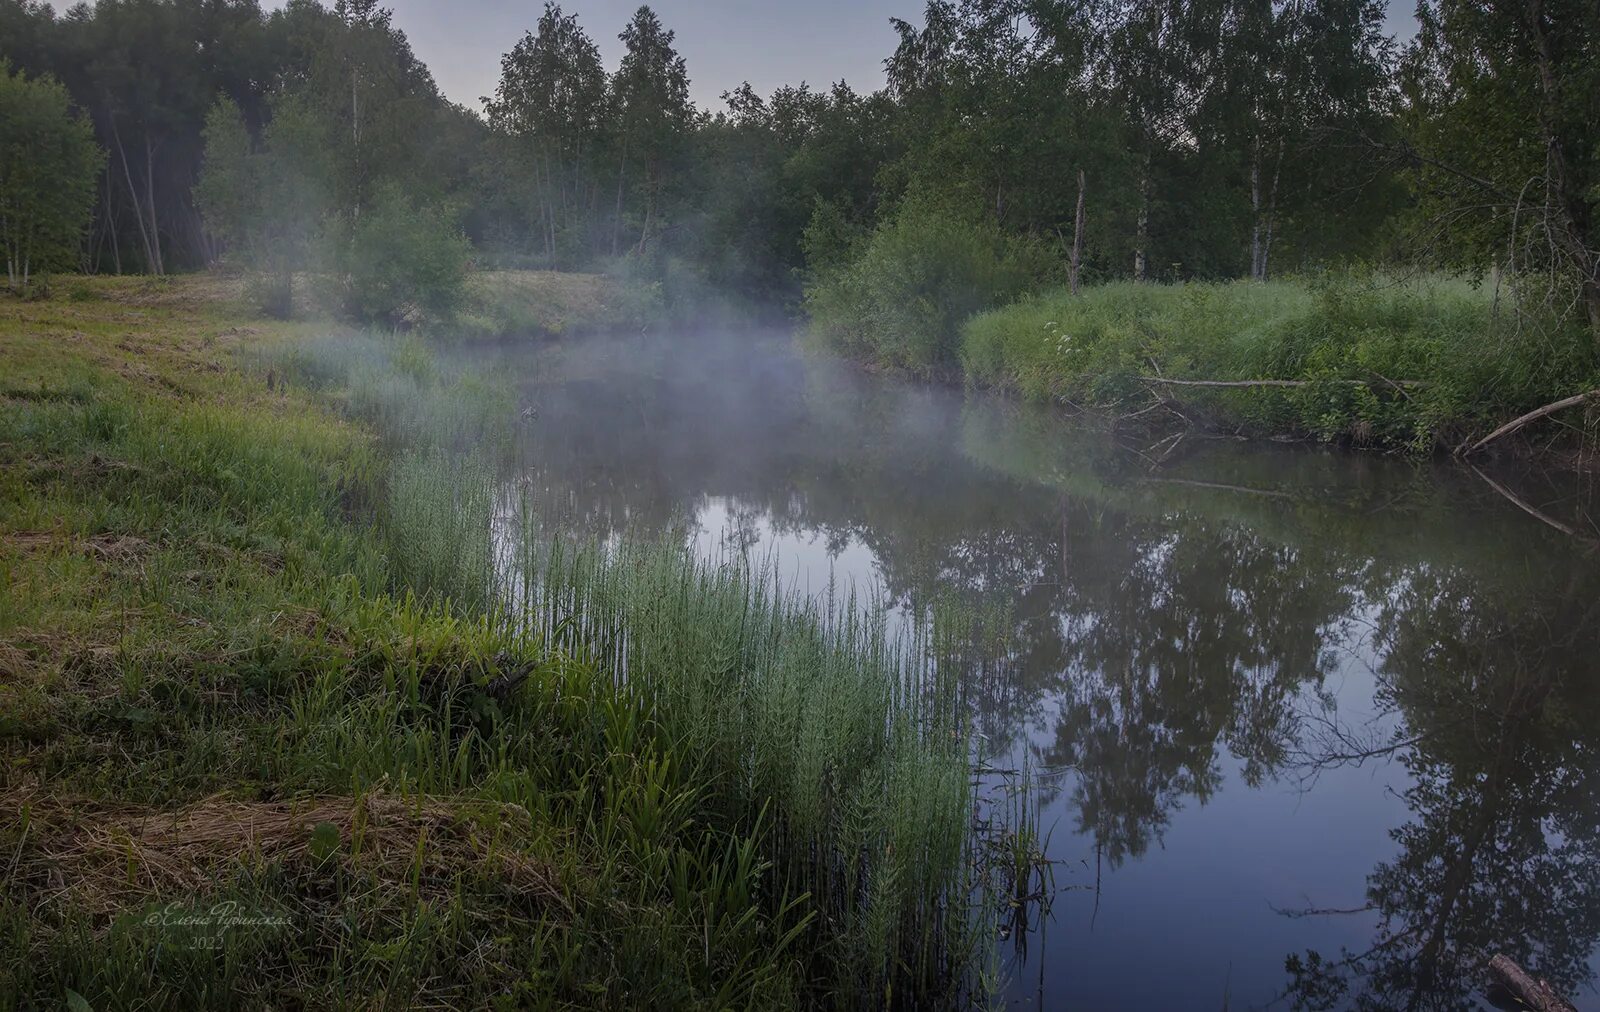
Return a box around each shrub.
[804,194,1055,374]
[961,274,1600,449]
[335,189,472,326]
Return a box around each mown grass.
[0,275,1002,1008]
[453,269,664,340]
[961,275,1600,451]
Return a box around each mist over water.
[476,328,1600,1009]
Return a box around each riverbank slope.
[0,275,983,1007]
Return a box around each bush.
[961,274,1600,449]
[804,194,1055,374]
[335,189,472,326]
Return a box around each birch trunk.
[1260,138,1285,281]
[612,138,628,258]
[109,117,158,274]
[1249,140,1263,280]
[143,136,164,274]
[1133,153,1150,282]
[1069,169,1085,296]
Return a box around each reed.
[240,328,1019,1003]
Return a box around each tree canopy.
[0,0,1594,339]
[0,61,102,293]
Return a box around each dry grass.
[4,786,569,918]
[2,530,150,562]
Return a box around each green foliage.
[1404,0,1600,334]
[0,63,101,293]
[196,96,326,317]
[806,194,1056,373]
[331,189,472,326]
[963,275,1600,448]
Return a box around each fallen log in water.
[1487,953,1578,1012]
[1458,390,1600,457]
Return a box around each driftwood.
[1487,954,1578,1012]
[1458,390,1600,457]
[1140,376,1429,390]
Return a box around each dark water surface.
[482,330,1600,1011]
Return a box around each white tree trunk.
[1134,150,1150,282]
[1249,140,1264,280]
[1070,169,1085,296]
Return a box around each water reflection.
[481,331,1600,1008]
[1283,573,1600,1011]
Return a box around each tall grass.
[519,538,977,994]
[962,275,1600,449]
[255,328,1012,1004]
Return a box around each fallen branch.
[1487,954,1578,1012]
[1457,390,1600,456]
[1140,376,1429,390]
[1138,477,1299,501]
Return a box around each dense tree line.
[1,0,1595,331]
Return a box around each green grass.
[0,275,1006,1008]
[453,269,664,340]
[961,275,1600,451]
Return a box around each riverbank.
[0,277,995,1007]
[814,273,1600,458]
[455,269,664,339]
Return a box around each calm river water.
[482,330,1600,1011]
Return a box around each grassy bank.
[961,277,1600,452]
[454,269,664,339]
[0,276,1010,1007]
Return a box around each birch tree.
[0,64,101,294]
[611,6,691,258]
[486,3,609,266]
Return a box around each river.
[479,328,1600,1010]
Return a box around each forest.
[3,0,1600,1008]
[5,0,1598,448]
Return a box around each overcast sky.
[385,0,1421,113]
[381,0,910,112]
[53,0,1420,114]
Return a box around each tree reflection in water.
[483,331,1600,1006]
[1282,571,1600,1010]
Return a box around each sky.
[363,0,914,112]
[385,0,1421,114]
[50,0,1420,114]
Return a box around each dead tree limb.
[1487,954,1578,1012]
[1138,477,1299,501]
[1140,376,1429,390]
[1457,390,1600,456]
